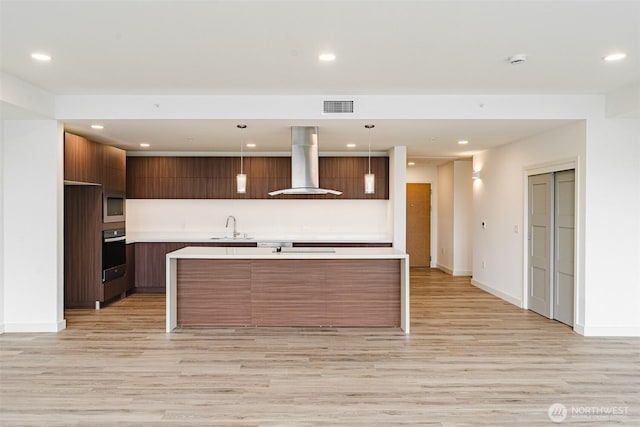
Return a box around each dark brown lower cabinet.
[126,243,135,290]
[134,242,257,293]
[102,243,135,302]
[102,275,128,302]
[134,243,189,293]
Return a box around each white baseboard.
[574,323,585,336]
[581,325,640,337]
[436,264,453,275]
[471,278,522,307]
[435,264,471,277]
[453,270,472,277]
[3,319,66,333]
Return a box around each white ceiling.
[64,118,575,161]
[2,0,638,160]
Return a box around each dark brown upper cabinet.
[64,132,126,193]
[64,132,104,185]
[126,156,389,200]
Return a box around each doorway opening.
[527,169,575,327]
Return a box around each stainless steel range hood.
[268,126,342,196]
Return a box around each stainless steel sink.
[273,247,336,254]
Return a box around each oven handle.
[104,236,126,243]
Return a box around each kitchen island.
[166,247,409,333]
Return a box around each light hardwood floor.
[1,268,638,426]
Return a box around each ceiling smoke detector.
[508,54,527,64]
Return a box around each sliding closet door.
[554,170,575,326]
[528,173,553,318]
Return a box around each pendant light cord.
[365,124,374,174]
[238,124,246,174]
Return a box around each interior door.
[528,173,553,318]
[554,170,575,326]
[406,183,431,267]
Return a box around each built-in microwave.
[103,192,126,223]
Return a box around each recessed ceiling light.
[90,124,104,130]
[319,53,336,62]
[346,143,357,148]
[458,140,469,145]
[407,162,416,166]
[246,143,256,148]
[139,143,150,148]
[603,52,627,62]
[31,52,51,62]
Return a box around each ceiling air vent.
[323,100,354,114]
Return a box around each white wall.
[2,120,65,332]
[0,120,4,332]
[437,163,454,272]
[606,82,640,118]
[407,163,438,267]
[583,118,640,336]
[453,160,473,275]
[406,163,437,184]
[472,121,587,313]
[437,160,473,275]
[389,147,407,251]
[127,199,391,241]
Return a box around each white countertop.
[167,246,407,260]
[127,231,392,244]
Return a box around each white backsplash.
[126,199,392,241]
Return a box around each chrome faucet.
[225,215,239,238]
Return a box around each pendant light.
[364,124,375,194]
[236,124,247,193]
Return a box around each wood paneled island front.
[166,247,410,333]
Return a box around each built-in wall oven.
[103,228,126,282]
